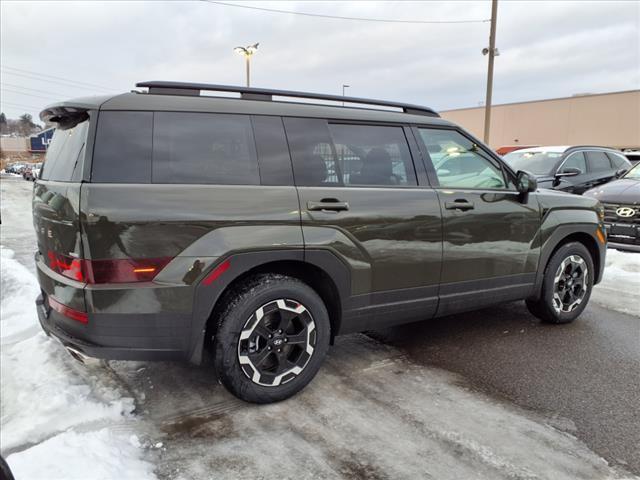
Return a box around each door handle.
[307,199,350,212]
[445,199,474,211]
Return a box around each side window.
[606,152,629,169]
[92,111,152,183]
[328,124,417,186]
[283,117,340,186]
[251,116,294,186]
[418,128,507,189]
[153,112,259,185]
[585,151,612,173]
[560,152,586,173]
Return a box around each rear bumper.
[36,293,185,361]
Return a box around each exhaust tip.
[65,346,88,364]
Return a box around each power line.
[1,70,108,92]
[203,1,490,24]
[1,82,70,98]
[0,100,42,111]
[2,88,56,101]
[1,65,115,91]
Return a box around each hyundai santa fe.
[33,82,607,403]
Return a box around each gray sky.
[1,0,639,123]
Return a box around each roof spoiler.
[136,81,440,117]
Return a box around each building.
[440,90,640,150]
[30,128,54,152]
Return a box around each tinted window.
[284,117,339,186]
[585,151,612,172]
[251,116,294,186]
[328,124,416,186]
[418,128,507,189]
[607,152,629,169]
[153,112,259,185]
[559,152,586,173]
[92,111,152,183]
[40,117,89,182]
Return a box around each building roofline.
[441,89,640,113]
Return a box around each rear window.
[153,112,259,185]
[40,115,89,182]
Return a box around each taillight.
[49,296,88,324]
[85,257,172,284]
[46,251,171,284]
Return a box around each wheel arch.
[189,249,350,364]
[532,226,604,300]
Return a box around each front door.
[415,127,541,316]
[284,118,442,331]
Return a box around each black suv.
[503,146,631,195]
[34,82,606,403]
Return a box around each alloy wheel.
[237,299,316,387]
[552,255,589,314]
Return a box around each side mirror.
[616,168,628,178]
[516,170,537,193]
[556,167,582,178]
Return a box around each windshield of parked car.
[623,162,640,179]
[502,151,564,175]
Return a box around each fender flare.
[533,223,604,298]
[187,248,351,364]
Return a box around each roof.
[40,84,452,127]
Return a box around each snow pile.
[592,249,640,316]
[0,247,156,480]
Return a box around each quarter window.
[418,128,507,189]
[153,112,259,185]
[92,111,152,183]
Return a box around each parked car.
[584,162,640,252]
[24,162,43,181]
[495,145,538,156]
[621,149,640,165]
[33,82,606,404]
[6,163,25,174]
[503,146,632,195]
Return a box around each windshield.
[503,151,564,175]
[623,162,640,180]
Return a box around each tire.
[526,241,594,324]
[213,273,330,403]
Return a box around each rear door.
[414,127,540,316]
[33,111,91,312]
[285,118,442,331]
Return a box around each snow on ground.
[592,249,640,316]
[0,244,156,479]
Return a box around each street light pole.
[234,43,259,87]
[483,0,498,144]
[342,84,350,105]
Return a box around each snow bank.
[7,429,157,480]
[592,249,640,316]
[0,247,156,479]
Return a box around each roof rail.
[135,81,439,117]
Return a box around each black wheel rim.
[552,254,589,314]
[237,299,316,387]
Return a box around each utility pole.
[483,0,498,144]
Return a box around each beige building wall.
[0,137,28,153]
[440,90,640,150]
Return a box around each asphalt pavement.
[369,300,640,474]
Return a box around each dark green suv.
[34,82,607,403]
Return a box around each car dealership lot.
[1,176,638,479]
